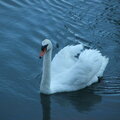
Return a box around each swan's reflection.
[40,94,51,120]
[40,89,102,120]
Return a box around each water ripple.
[89,76,120,95]
[0,0,120,98]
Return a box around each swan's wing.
[51,44,84,76]
[51,49,109,93]
[71,49,109,85]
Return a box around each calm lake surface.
[0,0,120,120]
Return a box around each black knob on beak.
[39,56,42,59]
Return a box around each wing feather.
[51,44,83,76]
[51,49,109,93]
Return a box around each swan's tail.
[97,56,109,77]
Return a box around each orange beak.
[39,45,47,58]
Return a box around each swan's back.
[50,44,109,94]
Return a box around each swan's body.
[40,39,109,94]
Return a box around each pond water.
[0,0,120,120]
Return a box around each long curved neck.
[40,49,52,94]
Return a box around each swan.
[39,39,109,94]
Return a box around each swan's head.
[39,39,52,58]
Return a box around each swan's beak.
[39,45,47,59]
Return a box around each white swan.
[39,39,109,94]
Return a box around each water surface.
[0,0,120,120]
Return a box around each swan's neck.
[40,49,52,93]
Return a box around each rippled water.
[0,0,120,120]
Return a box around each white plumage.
[40,39,109,94]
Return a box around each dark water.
[0,0,120,120]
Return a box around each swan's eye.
[41,44,48,51]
